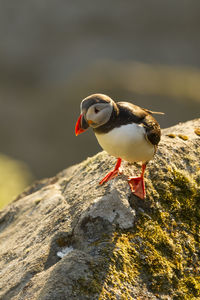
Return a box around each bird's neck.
[93,103,119,134]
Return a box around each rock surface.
[0,119,200,299]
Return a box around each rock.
[0,118,200,299]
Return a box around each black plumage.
[94,101,161,146]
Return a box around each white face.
[85,102,113,128]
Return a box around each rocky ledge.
[0,119,200,300]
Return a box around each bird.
[75,93,163,199]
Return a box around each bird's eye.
[94,107,99,114]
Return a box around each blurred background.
[0,0,200,208]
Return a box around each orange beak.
[75,114,89,136]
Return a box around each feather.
[143,109,165,115]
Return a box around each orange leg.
[128,164,146,199]
[99,158,122,185]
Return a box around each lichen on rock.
[0,118,200,299]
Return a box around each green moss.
[76,276,102,295]
[157,167,200,228]
[98,232,139,299]
[96,166,200,299]
[98,223,199,298]
[0,154,33,209]
[71,164,200,299]
[183,276,200,297]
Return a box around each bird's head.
[75,94,114,135]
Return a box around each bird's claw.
[99,169,119,185]
[128,176,146,199]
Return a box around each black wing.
[142,114,161,146]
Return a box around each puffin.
[75,93,162,199]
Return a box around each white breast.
[95,123,155,163]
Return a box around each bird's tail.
[144,109,165,115]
